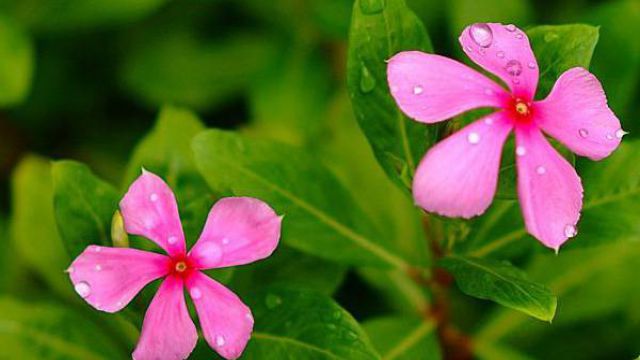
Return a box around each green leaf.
[243,287,380,360]
[448,0,532,38]
[347,0,436,191]
[358,268,431,316]
[192,129,410,269]
[363,316,441,360]
[440,255,557,322]
[0,297,127,359]
[230,246,347,297]
[121,32,277,111]
[0,15,33,107]
[10,156,71,297]
[528,24,600,98]
[52,160,119,257]
[123,105,212,242]
[0,0,167,33]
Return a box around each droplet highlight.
[359,65,376,94]
[95,264,102,271]
[505,24,516,32]
[74,282,91,298]
[413,85,424,95]
[484,117,494,125]
[359,0,385,14]
[190,287,202,300]
[149,193,159,202]
[564,224,577,238]
[516,146,527,156]
[616,129,628,139]
[215,335,226,347]
[505,60,522,76]
[496,51,505,59]
[467,132,481,144]
[469,23,493,48]
[527,62,536,69]
[515,33,523,39]
[578,128,589,138]
[536,166,546,175]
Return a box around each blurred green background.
[0,0,638,359]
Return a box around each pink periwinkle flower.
[387,23,625,251]
[67,170,282,360]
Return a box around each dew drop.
[215,335,226,347]
[515,33,523,39]
[149,193,159,202]
[190,287,202,300]
[359,0,385,14]
[578,128,589,138]
[484,117,494,125]
[496,51,505,59]
[616,129,628,139]
[564,224,577,238]
[484,88,494,96]
[195,242,222,266]
[516,146,527,156]
[469,23,493,48]
[221,237,230,245]
[505,24,516,32]
[536,166,546,175]
[117,301,123,307]
[390,85,399,94]
[95,264,102,271]
[359,65,376,94]
[606,133,614,140]
[527,62,536,69]
[505,60,523,76]
[413,85,424,95]
[74,282,91,298]
[265,294,283,309]
[464,45,473,53]
[467,132,481,144]
[167,236,178,245]
[245,312,253,322]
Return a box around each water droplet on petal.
[221,237,230,245]
[190,287,202,300]
[390,85,399,94]
[469,23,493,48]
[167,236,178,244]
[359,0,385,14]
[149,193,159,202]
[484,88,494,96]
[484,117,494,125]
[505,24,516,32]
[265,294,283,309]
[616,129,628,139]
[606,133,614,140]
[515,33,523,39]
[516,146,527,156]
[359,65,376,93]
[413,85,423,95]
[527,62,536,69]
[578,128,589,138]
[215,335,226,347]
[66,266,75,274]
[95,264,102,271]
[536,166,546,175]
[564,224,577,238]
[496,51,505,59]
[505,60,522,76]
[74,282,91,298]
[245,312,253,322]
[117,301,123,307]
[467,132,481,144]
[464,45,473,53]
[195,241,222,266]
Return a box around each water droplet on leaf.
[265,294,283,309]
[359,0,385,14]
[359,65,376,93]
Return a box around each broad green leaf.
[0,15,33,107]
[10,156,71,297]
[528,24,600,98]
[0,297,127,359]
[243,287,380,360]
[192,129,410,269]
[440,255,557,321]
[363,316,441,360]
[121,31,277,111]
[448,0,532,37]
[123,105,212,243]
[230,246,347,297]
[358,268,431,316]
[52,160,119,257]
[347,0,436,191]
[0,0,167,33]
[587,0,640,133]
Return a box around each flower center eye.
[175,261,188,273]
[515,101,529,115]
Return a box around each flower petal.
[133,276,198,360]
[387,51,508,123]
[68,246,169,313]
[120,170,186,256]
[186,271,253,360]
[459,23,539,100]
[189,197,281,270]
[413,112,512,218]
[515,127,583,251]
[535,67,624,160]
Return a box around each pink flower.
[67,170,282,360]
[387,23,624,251]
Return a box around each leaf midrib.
[252,332,343,359]
[382,320,436,360]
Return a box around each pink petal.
[133,276,198,360]
[459,23,539,100]
[120,170,186,256]
[186,271,253,360]
[189,197,281,270]
[535,67,624,161]
[515,127,583,251]
[68,246,169,313]
[387,51,508,123]
[413,112,512,218]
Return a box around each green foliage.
[192,129,409,269]
[440,255,557,322]
[448,0,532,36]
[52,160,119,257]
[0,297,127,359]
[243,287,380,359]
[0,15,33,107]
[347,0,436,191]
[364,316,441,359]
